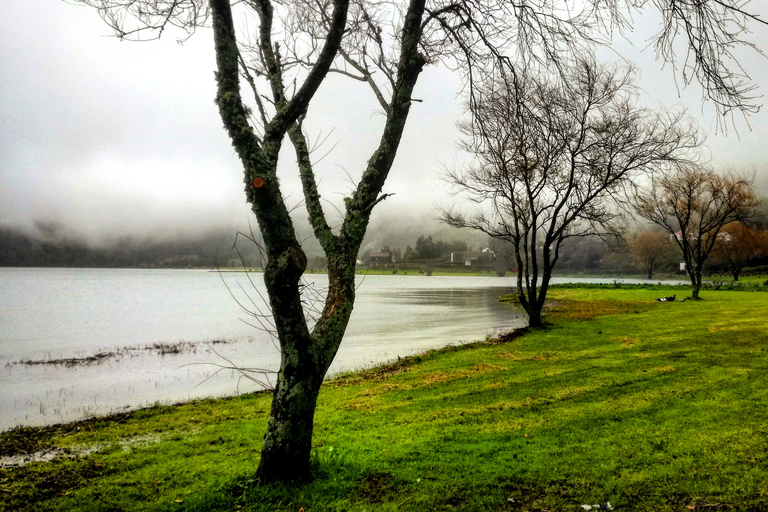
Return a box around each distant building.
[368,251,392,265]
[672,230,732,242]
[450,248,494,266]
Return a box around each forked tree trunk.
[518,274,548,328]
[256,258,356,482]
[210,0,426,483]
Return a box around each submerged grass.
[2,288,768,511]
[8,339,230,367]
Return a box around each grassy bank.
[2,288,767,511]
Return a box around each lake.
[0,268,681,430]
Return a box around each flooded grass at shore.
[7,339,231,368]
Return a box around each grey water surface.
[0,268,682,430]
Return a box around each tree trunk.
[527,308,544,328]
[691,269,703,300]
[256,365,323,482]
[519,272,550,328]
[530,273,552,328]
[253,244,319,482]
[255,256,355,482]
[518,279,544,328]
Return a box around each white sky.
[1,0,768,243]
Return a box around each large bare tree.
[73,0,767,482]
[636,167,758,298]
[442,58,702,327]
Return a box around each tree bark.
[691,268,703,300]
[527,307,544,328]
[256,362,323,482]
[209,0,352,482]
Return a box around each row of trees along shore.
[75,0,767,483]
[441,57,762,325]
[362,221,768,277]
[4,220,766,276]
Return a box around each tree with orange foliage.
[628,230,676,279]
[713,222,768,280]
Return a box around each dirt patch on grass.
[488,328,529,345]
[356,472,400,504]
[330,329,528,388]
[497,351,548,361]
[1,457,114,510]
[621,337,640,347]
[0,400,190,461]
[0,427,56,458]
[547,299,650,321]
[420,363,507,387]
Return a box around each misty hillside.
[0,211,488,269]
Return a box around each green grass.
[2,288,768,511]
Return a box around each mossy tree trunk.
[210,0,427,482]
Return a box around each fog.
[2,1,768,249]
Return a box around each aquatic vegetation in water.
[7,339,231,368]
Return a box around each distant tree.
[403,245,419,263]
[443,58,702,327]
[628,230,676,279]
[488,236,516,267]
[415,235,439,260]
[559,236,606,272]
[636,167,758,298]
[448,240,469,254]
[712,222,768,280]
[411,236,471,260]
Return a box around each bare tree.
[628,229,677,279]
[712,222,768,280]
[443,58,703,327]
[72,0,767,482]
[636,167,758,298]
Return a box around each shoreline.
[2,287,767,510]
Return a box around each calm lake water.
[0,268,681,430]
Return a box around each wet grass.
[2,287,768,510]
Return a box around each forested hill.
[0,225,256,268]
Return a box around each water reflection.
[0,270,523,430]
[0,269,687,430]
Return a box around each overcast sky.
[2,1,768,243]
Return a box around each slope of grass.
[2,288,767,511]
